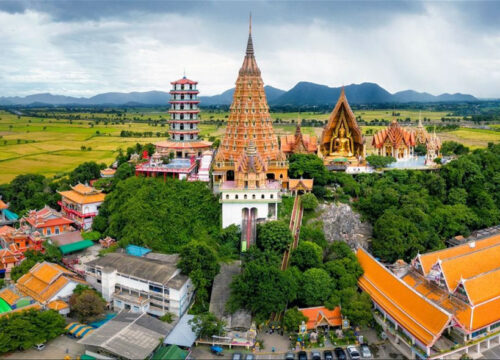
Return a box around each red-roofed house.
[21,206,74,236]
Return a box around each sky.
[0,1,499,98]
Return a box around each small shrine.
[425,129,442,165]
[318,88,365,166]
[280,117,318,157]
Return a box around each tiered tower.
[213,18,288,189]
[155,77,212,158]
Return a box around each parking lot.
[0,335,84,359]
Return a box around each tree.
[290,241,323,271]
[414,144,427,156]
[366,155,396,169]
[334,288,373,327]
[257,221,293,254]
[283,307,308,333]
[218,224,241,259]
[0,309,65,354]
[178,241,220,312]
[441,141,469,156]
[228,261,298,322]
[69,162,104,185]
[300,193,318,211]
[114,162,134,182]
[299,268,335,307]
[69,288,106,322]
[299,221,327,249]
[288,154,331,186]
[188,312,226,339]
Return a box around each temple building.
[372,120,416,160]
[318,89,365,167]
[58,184,106,231]
[135,77,213,182]
[213,19,288,190]
[425,129,442,165]
[280,117,318,157]
[357,233,500,359]
[20,206,74,237]
[414,115,430,146]
[220,142,281,251]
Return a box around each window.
[97,279,101,284]
[235,195,239,200]
[149,285,163,293]
[261,194,265,199]
[55,228,60,235]
[226,194,229,199]
[270,194,274,199]
[46,228,51,235]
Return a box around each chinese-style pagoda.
[213,17,288,190]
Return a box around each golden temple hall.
[213,19,288,190]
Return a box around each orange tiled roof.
[299,306,342,330]
[439,242,500,292]
[281,124,318,154]
[23,206,73,229]
[100,168,116,176]
[0,248,21,265]
[372,120,416,149]
[59,184,105,205]
[289,179,314,191]
[47,299,69,311]
[0,225,15,236]
[0,200,7,210]
[416,234,500,275]
[357,248,451,346]
[462,267,500,306]
[0,288,20,306]
[15,262,81,304]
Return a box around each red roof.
[299,306,342,330]
[372,120,416,149]
[23,206,73,229]
[170,77,197,85]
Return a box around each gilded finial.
[249,12,252,35]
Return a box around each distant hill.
[0,83,477,106]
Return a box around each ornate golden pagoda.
[213,17,288,187]
[318,88,365,164]
[414,112,430,145]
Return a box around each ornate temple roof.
[215,18,284,163]
[319,88,364,157]
[372,120,416,149]
[170,77,197,85]
[414,115,430,145]
[281,119,318,154]
[236,141,267,174]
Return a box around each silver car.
[346,345,361,360]
[360,344,372,358]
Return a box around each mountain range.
[0,82,477,106]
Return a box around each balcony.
[58,201,96,218]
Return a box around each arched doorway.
[227,170,235,181]
[266,173,275,180]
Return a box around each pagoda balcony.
[58,201,97,218]
[169,90,199,94]
[169,130,199,135]
[168,109,200,114]
[169,100,200,103]
[169,119,200,123]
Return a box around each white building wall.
[51,281,80,302]
[101,270,117,302]
[116,274,150,292]
[222,202,270,228]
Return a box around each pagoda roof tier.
[215,19,285,164]
[168,130,200,135]
[169,90,199,94]
[168,100,200,104]
[171,77,197,85]
[168,110,200,114]
[155,140,212,150]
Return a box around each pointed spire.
[246,12,254,56]
[295,114,302,137]
[340,85,345,98]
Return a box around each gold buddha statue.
[330,126,353,157]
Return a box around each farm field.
[0,109,498,184]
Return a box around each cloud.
[0,1,499,98]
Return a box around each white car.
[346,345,361,360]
[34,343,46,351]
[360,344,372,358]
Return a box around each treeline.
[120,130,169,137]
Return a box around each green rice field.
[0,109,498,184]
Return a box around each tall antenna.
[249,12,252,35]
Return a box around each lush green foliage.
[93,176,221,253]
[0,309,66,353]
[257,221,293,254]
[218,225,241,260]
[159,312,175,323]
[290,241,323,271]
[299,221,327,249]
[179,241,220,313]
[441,141,470,156]
[70,161,106,185]
[366,155,396,169]
[188,312,226,339]
[299,268,335,306]
[288,154,331,186]
[354,144,500,262]
[283,307,308,332]
[82,231,101,241]
[414,144,427,156]
[300,193,318,211]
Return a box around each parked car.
[346,345,361,360]
[244,354,255,360]
[298,351,308,360]
[334,347,347,360]
[285,352,295,360]
[360,344,372,358]
[34,343,45,351]
[232,353,243,360]
[311,351,321,360]
[323,350,333,360]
